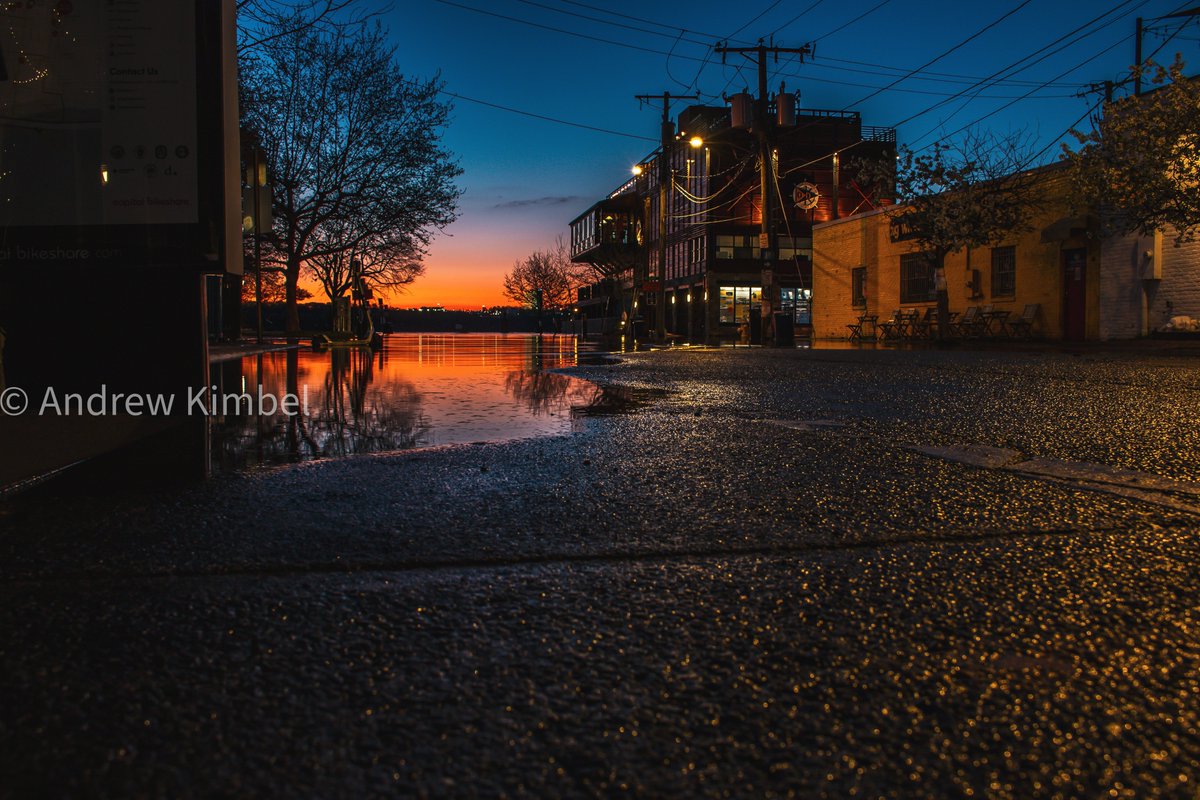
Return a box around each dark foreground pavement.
[2,344,1200,797]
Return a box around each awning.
[1041,215,1094,243]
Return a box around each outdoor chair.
[898,309,921,339]
[913,307,936,339]
[955,306,984,338]
[1006,303,1040,338]
[877,310,902,340]
[846,312,877,341]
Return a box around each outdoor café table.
[980,309,1010,337]
[923,310,958,339]
[859,313,877,339]
[847,313,877,341]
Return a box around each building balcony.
[569,193,644,275]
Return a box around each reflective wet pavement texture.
[2,345,1199,797]
[208,334,602,473]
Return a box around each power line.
[815,55,1084,88]
[1024,98,1103,166]
[431,0,1098,104]
[844,0,1037,108]
[770,0,1145,160]
[509,0,712,47]
[887,0,1150,133]
[728,0,785,39]
[773,0,827,36]
[439,90,656,142]
[909,30,1133,152]
[811,0,895,42]
[428,0,711,63]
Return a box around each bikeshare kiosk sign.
[0,0,208,266]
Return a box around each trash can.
[775,313,794,346]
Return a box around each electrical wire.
[908,29,1134,151]
[509,0,713,47]
[772,0,827,37]
[672,157,754,204]
[438,90,656,142]
[728,0,785,39]
[813,55,1084,88]
[888,0,1151,131]
[844,0,1037,109]
[428,0,711,64]
[810,0,895,43]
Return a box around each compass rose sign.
[793,181,820,210]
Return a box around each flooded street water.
[208,334,603,473]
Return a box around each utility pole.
[1135,16,1143,96]
[1136,7,1200,96]
[636,91,697,344]
[716,41,812,346]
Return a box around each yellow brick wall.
[813,173,1103,340]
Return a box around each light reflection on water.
[208,334,603,474]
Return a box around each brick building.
[570,99,895,344]
[812,164,1200,341]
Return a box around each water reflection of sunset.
[209,334,600,473]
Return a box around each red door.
[1062,248,1087,341]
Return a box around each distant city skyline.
[381,0,1199,309]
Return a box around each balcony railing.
[863,126,896,143]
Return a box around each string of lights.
[671,156,755,205]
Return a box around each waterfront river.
[208,333,602,474]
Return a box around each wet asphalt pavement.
[2,343,1200,797]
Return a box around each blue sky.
[382,0,1199,307]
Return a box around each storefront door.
[1062,248,1087,341]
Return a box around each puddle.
[570,385,671,416]
[208,334,613,474]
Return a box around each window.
[718,285,761,323]
[777,236,813,262]
[991,246,1016,297]
[851,267,866,307]
[780,287,812,324]
[900,253,937,304]
[715,235,758,260]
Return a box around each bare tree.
[306,222,424,304]
[236,0,388,54]
[239,267,311,304]
[854,129,1044,338]
[503,239,581,310]
[240,20,462,333]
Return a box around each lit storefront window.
[719,286,761,324]
[780,287,812,325]
[721,286,810,324]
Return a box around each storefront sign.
[0,1,198,227]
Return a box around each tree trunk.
[934,251,950,341]
[285,257,302,336]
